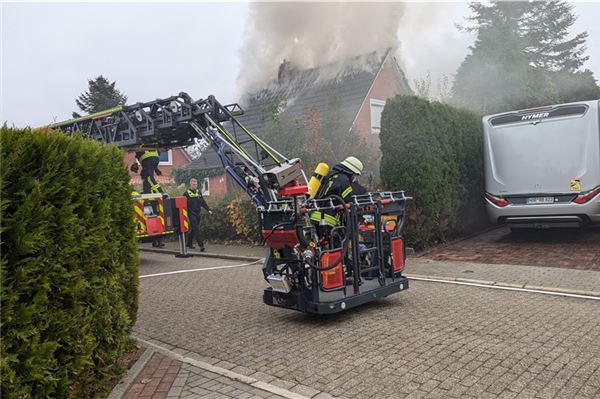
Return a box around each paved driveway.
[134,252,600,399]
[419,226,600,271]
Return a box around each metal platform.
[264,277,409,314]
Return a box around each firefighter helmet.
[340,156,363,175]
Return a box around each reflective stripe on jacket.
[139,150,159,162]
[310,170,354,227]
[309,211,340,227]
[184,188,210,215]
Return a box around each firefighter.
[184,178,212,251]
[310,156,365,234]
[132,150,164,194]
[131,151,165,247]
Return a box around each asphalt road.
[134,252,600,399]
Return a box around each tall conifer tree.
[73,75,127,117]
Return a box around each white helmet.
[340,156,363,175]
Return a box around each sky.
[1,1,599,128]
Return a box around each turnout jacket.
[135,150,160,171]
[318,169,354,200]
[184,188,210,216]
[310,164,365,227]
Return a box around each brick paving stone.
[230,365,255,376]
[577,384,600,398]
[249,371,277,383]
[515,388,541,398]
[134,251,600,399]
[158,360,293,399]
[290,383,320,397]
[416,226,600,271]
[125,353,182,399]
[496,390,518,399]
[313,394,335,399]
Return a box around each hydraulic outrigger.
[50,92,410,314]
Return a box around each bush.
[198,193,237,241]
[197,192,260,244]
[225,195,260,243]
[380,96,488,249]
[1,128,139,398]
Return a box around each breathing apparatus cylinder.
[307,163,330,198]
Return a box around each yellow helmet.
[340,156,363,175]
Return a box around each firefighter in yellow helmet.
[310,156,365,233]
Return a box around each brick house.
[183,48,411,198]
[124,148,193,188]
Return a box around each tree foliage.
[73,75,127,117]
[453,1,599,114]
[522,1,589,72]
[259,89,376,185]
[413,71,452,103]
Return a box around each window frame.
[158,150,173,166]
[370,99,386,134]
[201,177,210,196]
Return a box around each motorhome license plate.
[526,197,554,205]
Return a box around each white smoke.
[237,2,475,100]
[397,2,474,99]
[237,2,405,95]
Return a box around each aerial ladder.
[49,92,410,314]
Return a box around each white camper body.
[482,100,600,228]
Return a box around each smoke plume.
[237,2,405,94]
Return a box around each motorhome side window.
[489,105,589,127]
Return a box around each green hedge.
[1,128,139,398]
[380,96,488,249]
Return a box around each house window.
[201,177,210,196]
[370,99,386,134]
[158,150,173,166]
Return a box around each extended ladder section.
[49,93,305,206]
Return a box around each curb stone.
[406,273,600,298]
[454,277,497,286]
[523,284,600,298]
[107,347,154,399]
[134,337,333,399]
[139,247,263,262]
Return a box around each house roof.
[187,48,406,171]
[129,175,174,186]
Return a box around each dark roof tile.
[188,49,392,170]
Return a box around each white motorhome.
[483,100,600,228]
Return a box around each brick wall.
[352,56,404,146]
[124,148,192,184]
[205,173,229,198]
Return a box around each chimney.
[278,59,292,84]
